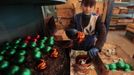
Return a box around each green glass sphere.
[21,43,27,48]
[48,40,54,46]
[43,37,47,41]
[0,50,6,55]
[6,46,11,50]
[16,55,25,64]
[18,50,26,56]
[39,44,45,49]
[0,55,4,61]
[8,65,19,75]
[116,60,125,69]
[124,64,131,69]
[50,36,54,40]
[33,51,41,60]
[20,68,31,75]
[39,40,45,44]
[38,37,47,44]
[45,46,52,53]
[109,63,117,70]
[0,60,9,70]
[13,45,18,49]
[111,69,116,72]
[31,42,36,48]
[125,68,131,72]
[15,40,20,44]
[5,42,10,46]
[48,36,54,46]
[9,49,16,55]
[15,38,22,44]
[34,47,40,52]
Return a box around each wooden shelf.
[114,2,134,7]
[112,14,134,18]
[109,25,127,30]
[110,24,126,26]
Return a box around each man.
[66,0,106,58]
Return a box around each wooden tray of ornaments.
[70,50,98,75]
[0,35,70,75]
[96,43,134,75]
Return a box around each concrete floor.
[106,31,134,57]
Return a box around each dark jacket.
[69,13,106,50]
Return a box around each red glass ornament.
[34,39,38,42]
[36,35,40,39]
[24,40,29,44]
[26,36,31,40]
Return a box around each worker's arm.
[88,16,107,58]
[95,16,107,51]
[66,14,85,41]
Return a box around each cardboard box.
[56,4,75,29]
[95,43,134,75]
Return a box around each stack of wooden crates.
[56,3,75,29]
[54,0,105,40]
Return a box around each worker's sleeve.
[95,16,107,51]
[69,16,77,29]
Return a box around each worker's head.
[81,0,96,15]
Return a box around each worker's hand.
[76,32,85,43]
[88,48,99,58]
